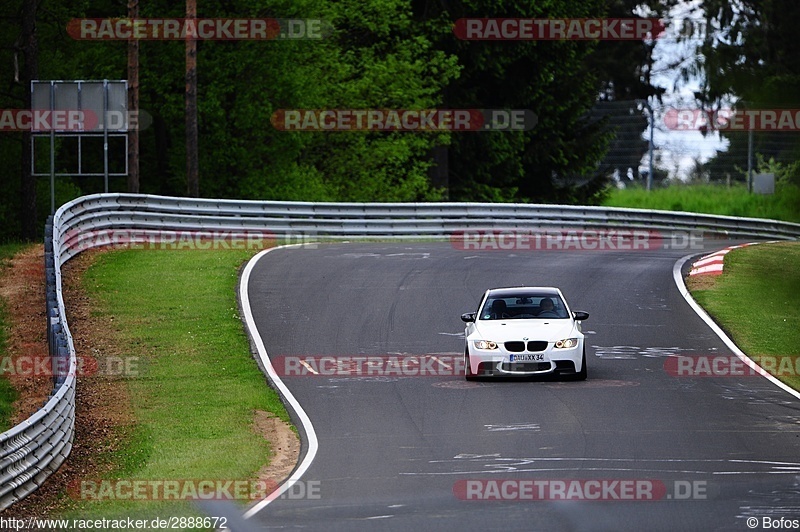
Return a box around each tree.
[0,0,695,240]
[688,0,800,184]
[19,0,40,240]
[127,0,140,193]
[185,0,199,197]
[411,0,669,203]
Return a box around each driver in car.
[538,297,558,317]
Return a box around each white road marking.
[239,244,320,519]
[430,356,451,370]
[385,252,430,258]
[484,423,541,432]
[300,360,319,375]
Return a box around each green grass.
[0,243,26,432]
[603,184,800,223]
[58,249,291,525]
[690,242,800,390]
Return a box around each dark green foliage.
[0,0,675,238]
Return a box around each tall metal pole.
[103,79,109,193]
[747,129,754,193]
[646,99,654,191]
[50,81,55,214]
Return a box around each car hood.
[473,319,577,341]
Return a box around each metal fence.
[1,192,798,510]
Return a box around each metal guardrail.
[2,192,798,510]
[54,195,800,261]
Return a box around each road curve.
[243,241,800,531]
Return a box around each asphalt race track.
[243,241,800,531]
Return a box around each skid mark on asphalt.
[544,379,639,388]
[738,480,800,521]
[713,382,800,407]
[432,381,486,389]
[401,456,800,476]
[592,345,706,359]
[333,252,430,259]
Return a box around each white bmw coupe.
[461,287,589,380]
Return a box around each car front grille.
[504,341,548,352]
[501,362,551,372]
[504,341,525,352]
[527,341,548,352]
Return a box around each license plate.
[509,354,545,362]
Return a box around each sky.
[641,0,731,181]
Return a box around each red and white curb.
[688,243,757,276]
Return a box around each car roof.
[486,287,561,297]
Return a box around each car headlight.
[473,340,499,350]
[554,338,578,349]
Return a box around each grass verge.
[60,249,291,525]
[604,184,800,223]
[0,243,26,431]
[689,241,800,390]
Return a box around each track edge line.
[673,248,800,401]
[238,245,320,519]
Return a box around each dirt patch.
[686,273,720,292]
[0,245,52,424]
[253,410,301,491]
[1,249,136,518]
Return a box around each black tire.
[465,348,478,381]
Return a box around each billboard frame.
[31,80,129,213]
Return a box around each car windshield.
[479,293,569,320]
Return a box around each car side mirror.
[461,312,476,323]
[572,311,589,321]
